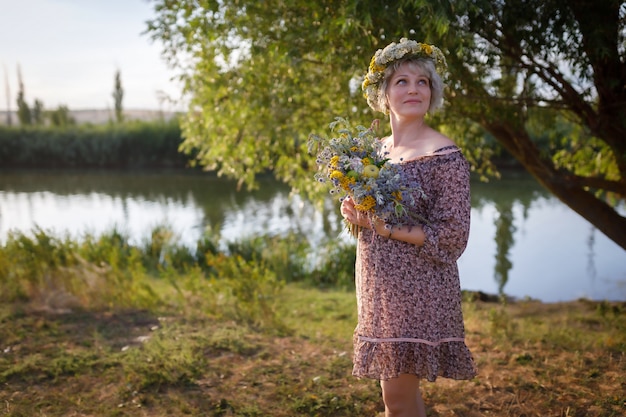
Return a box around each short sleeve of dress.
[418,152,471,264]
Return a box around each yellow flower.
[392,191,403,201]
[330,155,340,168]
[330,170,343,180]
[355,195,376,212]
[369,56,385,73]
[361,157,371,166]
[422,44,433,55]
[339,177,355,190]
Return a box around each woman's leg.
[380,374,427,417]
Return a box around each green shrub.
[0,226,357,327]
[0,119,190,169]
[308,238,356,289]
[225,233,309,282]
[204,251,285,329]
[0,228,160,309]
[0,227,79,303]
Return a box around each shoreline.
[0,108,179,125]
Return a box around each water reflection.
[493,201,515,297]
[1,169,624,302]
[469,172,548,299]
[586,226,597,281]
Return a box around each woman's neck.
[388,115,427,147]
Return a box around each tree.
[414,0,626,250]
[145,0,626,249]
[16,64,31,126]
[49,105,75,127]
[3,65,11,126]
[113,69,124,123]
[32,99,45,125]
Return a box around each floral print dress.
[352,146,477,382]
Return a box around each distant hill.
[0,109,180,126]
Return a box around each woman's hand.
[340,196,370,229]
[341,197,390,237]
[342,197,425,244]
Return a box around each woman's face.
[385,62,431,118]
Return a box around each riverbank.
[1,285,624,416]
[0,109,179,125]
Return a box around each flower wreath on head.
[361,38,447,112]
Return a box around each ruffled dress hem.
[352,339,477,382]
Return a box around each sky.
[0,0,183,112]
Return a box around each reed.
[0,226,356,313]
[0,119,189,169]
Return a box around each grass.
[0,228,625,416]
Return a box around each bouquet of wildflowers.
[308,117,426,237]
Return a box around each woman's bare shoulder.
[424,129,457,153]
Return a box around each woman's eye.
[418,79,428,86]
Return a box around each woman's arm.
[340,197,426,246]
[416,154,471,263]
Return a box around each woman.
[340,38,477,417]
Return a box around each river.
[0,169,624,302]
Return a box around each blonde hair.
[372,57,444,115]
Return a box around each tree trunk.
[486,122,626,251]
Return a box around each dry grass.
[422,299,626,417]
[1,286,625,417]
